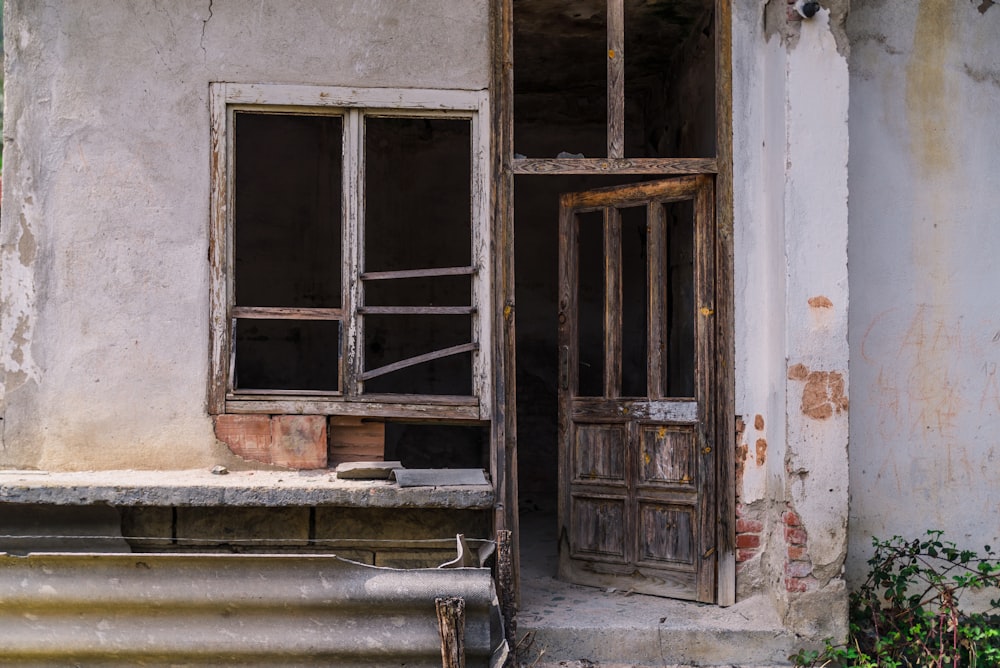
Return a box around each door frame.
[490,0,735,606]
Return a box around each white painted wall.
[0,0,489,470]
[732,0,849,628]
[847,2,1000,585]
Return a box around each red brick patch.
[214,414,327,469]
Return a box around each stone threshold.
[0,469,494,509]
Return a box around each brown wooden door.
[557,176,716,602]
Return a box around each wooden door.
[557,175,716,602]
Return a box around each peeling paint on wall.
[788,364,849,420]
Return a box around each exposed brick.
[737,549,758,563]
[736,518,763,534]
[785,577,808,593]
[782,510,802,526]
[787,544,809,561]
[785,560,813,579]
[270,415,327,468]
[214,414,272,461]
[785,526,808,545]
[736,533,761,549]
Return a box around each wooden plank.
[562,176,702,209]
[647,202,666,400]
[495,0,520,611]
[715,0,737,609]
[512,157,717,175]
[472,91,495,437]
[232,307,344,321]
[360,266,475,281]
[556,196,578,610]
[226,399,481,421]
[208,83,230,414]
[359,343,478,382]
[435,596,466,668]
[357,306,476,315]
[694,175,717,604]
[604,207,622,398]
[344,109,363,398]
[328,418,385,466]
[607,0,625,159]
[230,389,343,397]
[571,398,698,423]
[495,530,516,662]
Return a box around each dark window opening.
[513,0,716,159]
[234,112,343,309]
[385,423,489,470]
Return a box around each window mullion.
[343,108,364,398]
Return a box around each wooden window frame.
[209,83,493,422]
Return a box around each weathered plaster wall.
[732,0,849,635]
[847,1,1000,586]
[0,0,489,470]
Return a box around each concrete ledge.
[0,470,494,509]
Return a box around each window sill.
[0,470,494,509]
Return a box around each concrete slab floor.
[515,510,798,667]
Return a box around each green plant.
[791,530,1000,667]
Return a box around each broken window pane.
[363,314,473,396]
[620,205,648,398]
[234,319,340,392]
[364,117,471,272]
[514,1,608,158]
[624,0,716,158]
[576,210,605,397]
[662,198,695,397]
[234,112,343,308]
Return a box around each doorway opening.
[511,0,722,604]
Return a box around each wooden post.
[496,529,516,662]
[435,596,466,668]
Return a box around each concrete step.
[517,512,798,667]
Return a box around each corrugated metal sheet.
[0,552,507,666]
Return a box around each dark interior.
[514,0,717,516]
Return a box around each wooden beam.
[604,207,622,398]
[232,307,343,320]
[359,343,478,382]
[435,596,466,668]
[714,0,737,608]
[647,202,666,400]
[360,266,475,281]
[512,157,718,175]
[358,306,475,315]
[496,530,516,660]
[494,0,521,610]
[607,0,625,159]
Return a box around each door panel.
[557,176,716,602]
